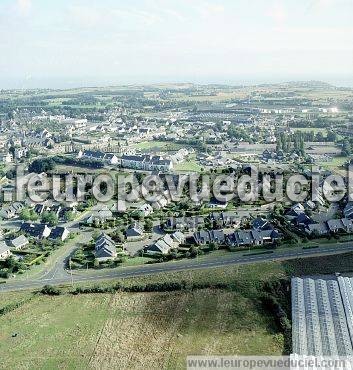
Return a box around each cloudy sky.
[1,0,353,88]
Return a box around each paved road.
[2,242,353,293]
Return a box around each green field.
[133,140,183,151]
[174,159,202,172]
[2,252,353,368]
[293,127,328,135]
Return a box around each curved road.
[2,242,353,292]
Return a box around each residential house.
[305,222,329,236]
[20,223,52,239]
[293,213,313,228]
[226,228,280,248]
[125,223,145,241]
[193,229,225,246]
[208,199,228,209]
[252,217,274,231]
[138,203,153,217]
[285,203,305,220]
[95,233,117,261]
[151,196,169,210]
[0,241,11,260]
[164,216,204,231]
[10,235,29,250]
[85,205,113,225]
[145,232,184,255]
[49,226,70,241]
[0,202,24,219]
[171,231,186,245]
[305,218,353,236]
[209,212,240,228]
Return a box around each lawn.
[0,262,286,368]
[133,141,183,151]
[174,159,202,172]
[0,288,283,369]
[293,127,328,135]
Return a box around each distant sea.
[1,75,353,90]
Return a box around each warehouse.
[292,276,353,356]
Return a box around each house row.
[226,229,281,248]
[77,150,119,165]
[33,203,77,220]
[305,218,353,236]
[209,211,241,228]
[193,229,225,245]
[121,154,173,172]
[20,223,70,241]
[145,231,185,255]
[193,217,281,248]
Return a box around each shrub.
[40,285,61,296]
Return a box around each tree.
[342,139,352,156]
[64,211,75,222]
[41,211,58,226]
[326,130,337,142]
[20,207,38,221]
[144,218,153,233]
[28,158,55,173]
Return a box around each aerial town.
[0,81,353,366]
[1,0,353,367]
[0,82,352,273]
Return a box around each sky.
[1,0,353,88]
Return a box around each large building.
[121,154,173,172]
[292,276,353,356]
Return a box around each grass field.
[316,156,349,175]
[0,289,283,369]
[133,141,183,151]
[2,252,353,368]
[293,127,327,135]
[174,159,203,172]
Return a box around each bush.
[40,285,62,296]
[0,271,9,279]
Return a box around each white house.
[0,242,12,260]
[11,235,29,250]
[139,203,154,217]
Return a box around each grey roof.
[83,150,106,159]
[306,222,329,235]
[95,233,116,256]
[326,219,345,232]
[0,241,10,255]
[126,223,144,237]
[292,276,353,356]
[11,235,29,248]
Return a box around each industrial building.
[292,276,353,356]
